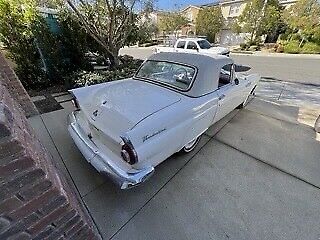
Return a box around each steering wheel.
[174,68,189,83]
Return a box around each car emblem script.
[92,110,98,117]
[143,128,166,142]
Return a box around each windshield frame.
[133,60,198,92]
[197,39,212,49]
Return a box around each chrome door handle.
[218,94,225,100]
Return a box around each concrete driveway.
[28,78,320,239]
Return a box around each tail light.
[72,98,80,110]
[120,137,138,165]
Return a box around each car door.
[214,64,243,122]
[185,41,199,53]
[175,40,186,52]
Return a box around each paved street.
[120,47,320,85]
[28,74,320,239]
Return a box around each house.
[217,0,297,45]
[278,0,298,8]
[217,0,250,45]
[179,5,201,36]
[151,0,298,45]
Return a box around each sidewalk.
[231,51,320,59]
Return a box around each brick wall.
[0,77,100,239]
[0,52,38,117]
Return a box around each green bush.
[283,41,301,54]
[72,55,143,87]
[0,0,93,89]
[240,43,249,50]
[276,44,284,53]
[0,0,49,88]
[301,42,320,54]
[290,33,302,41]
[283,40,320,54]
[72,68,135,87]
[248,45,260,51]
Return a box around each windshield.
[135,60,196,90]
[197,40,212,49]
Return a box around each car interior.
[136,61,195,90]
[218,64,233,88]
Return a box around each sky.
[156,0,218,11]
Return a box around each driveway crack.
[277,82,286,100]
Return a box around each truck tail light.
[120,137,138,165]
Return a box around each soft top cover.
[147,52,233,97]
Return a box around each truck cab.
[174,38,230,56]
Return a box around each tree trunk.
[250,31,255,42]
[106,48,120,68]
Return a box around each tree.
[195,6,223,43]
[158,12,189,35]
[134,4,159,44]
[125,17,158,45]
[235,0,283,43]
[65,0,153,67]
[261,4,286,42]
[0,0,94,88]
[0,0,48,86]
[284,0,320,45]
[238,0,262,42]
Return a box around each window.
[187,12,193,21]
[176,41,186,49]
[229,4,241,16]
[218,64,233,87]
[135,60,196,90]
[187,41,198,50]
[197,40,212,49]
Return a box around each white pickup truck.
[155,38,230,56]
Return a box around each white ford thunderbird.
[68,52,260,189]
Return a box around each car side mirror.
[234,78,239,85]
[196,47,199,52]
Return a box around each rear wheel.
[182,136,201,153]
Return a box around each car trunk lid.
[72,79,181,142]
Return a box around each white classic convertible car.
[68,52,260,189]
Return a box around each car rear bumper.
[68,110,154,189]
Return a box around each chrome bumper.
[68,111,154,189]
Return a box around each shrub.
[247,38,262,46]
[72,68,135,87]
[276,44,284,53]
[0,0,49,88]
[290,33,302,41]
[0,1,93,89]
[264,43,278,49]
[301,42,320,54]
[72,55,143,87]
[248,45,260,51]
[283,41,301,53]
[240,43,248,50]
